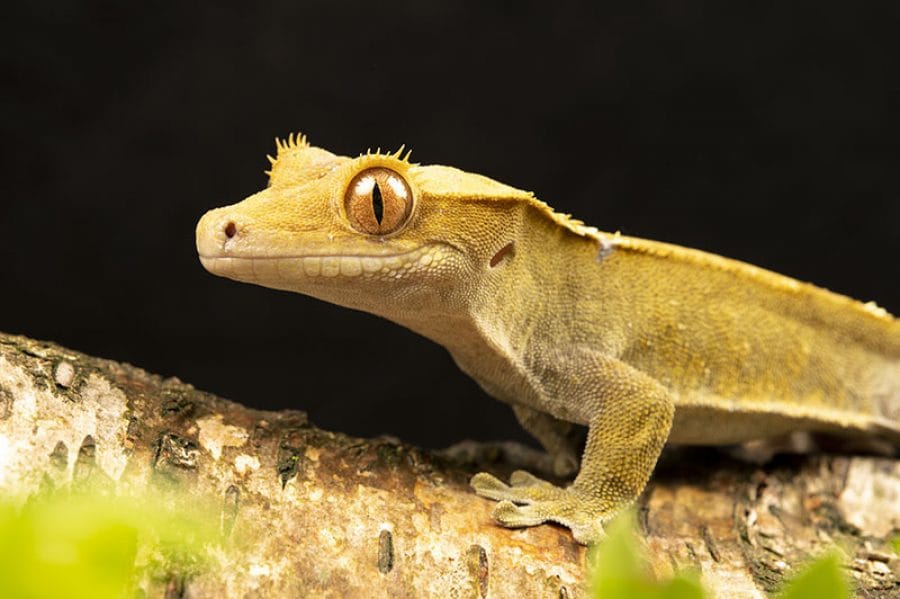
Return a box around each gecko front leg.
[471,353,674,544]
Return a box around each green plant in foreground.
[588,512,705,599]
[589,512,852,599]
[0,490,218,599]
[775,551,850,599]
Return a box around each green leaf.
[776,551,851,599]
[588,511,706,599]
[0,491,218,599]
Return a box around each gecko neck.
[398,312,479,349]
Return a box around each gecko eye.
[344,168,413,235]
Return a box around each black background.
[3,2,898,449]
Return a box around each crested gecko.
[196,134,899,544]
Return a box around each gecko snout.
[196,208,243,258]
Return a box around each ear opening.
[490,242,516,267]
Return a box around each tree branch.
[0,333,896,597]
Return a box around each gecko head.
[196,134,534,318]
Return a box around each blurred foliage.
[588,511,854,599]
[775,551,851,599]
[0,489,218,599]
[588,512,705,599]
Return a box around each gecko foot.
[471,470,607,544]
[470,470,568,502]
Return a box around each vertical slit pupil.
[372,181,384,224]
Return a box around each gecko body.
[196,135,898,543]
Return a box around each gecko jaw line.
[200,244,445,279]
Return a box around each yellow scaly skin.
[196,134,899,544]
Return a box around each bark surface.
[0,332,897,598]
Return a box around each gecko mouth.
[199,244,446,282]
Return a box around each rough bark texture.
[0,332,897,598]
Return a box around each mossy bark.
[0,333,897,597]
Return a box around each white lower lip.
[199,247,436,281]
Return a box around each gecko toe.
[492,501,546,528]
[470,472,511,500]
[570,519,606,545]
[492,495,608,544]
[478,480,615,544]
[473,470,570,504]
[510,469,554,487]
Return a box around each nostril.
[224,222,237,239]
